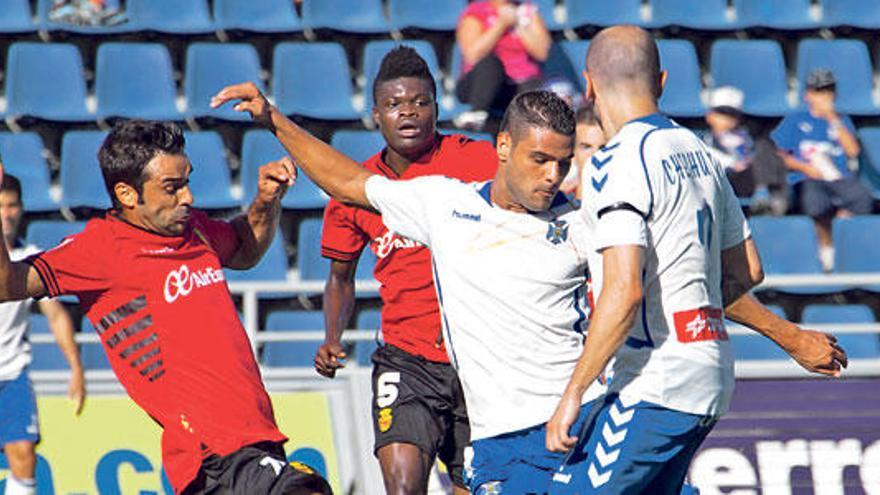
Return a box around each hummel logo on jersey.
[163,264,225,303]
[452,209,481,222]
[546,220,569,245]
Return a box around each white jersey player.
[213,86,609,493]
[545,25,848,494]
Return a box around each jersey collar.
[628,112,675,129]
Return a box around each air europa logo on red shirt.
[373,230,423,259]
[163,264,225,303]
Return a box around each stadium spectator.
[704,86,788,215]
[560,103,604,198]
[314,47,496,495]
[454,0,551,131]
[772,69,874,272]
[213,75,844,494]
[0,173,84,495]
[546,26,847,493]
[0,121,331,495]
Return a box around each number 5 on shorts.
[377,372,401,408]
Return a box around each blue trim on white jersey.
[431,257,459,368]
[571,270,588,335]
[478,181,493,206]
[634,114,678,220]
[550,192,570,210]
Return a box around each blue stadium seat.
[710,40,790,116]
[823,0,880,29]
[60,131,112,211]
[80,319,111,370]
[185,43,264,122]
[272,42,359,121]
[224,231,288,284]
[795,39,876,116]
[566,0,644,29]
[735,0,819,30]
[749,216,834,294]
[297,218,329,282]
[802,305,880,359]
[302,0,389,34]
[36,0,135,34]
[388,0,465,31]
[857,127,880,199]
[0,133,57,212]
[448,43,475,116]
[127,0,214,34]
[355,249,377,282]
[213,0,301,33]
[355,309,380,366]
[361,40,451,120]
[0,0,36,33]
[95,43,182,121]
[240,130,329,210]
[330,130,385,163]
[262,311,324,367]
[651,0,740,30]
[183,132,237,210]
[4,42,92,122]
[729,305,791,360]
[25,221,87,251]
[832,216,880,291]
[658,39,704,118]
[557,41,590,91]
[28,315,71,371]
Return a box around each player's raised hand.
[210,82,274,129]
[546,391,581,452]
[314,341,347,378]
[783,328,848,377]
[256,157,296,204]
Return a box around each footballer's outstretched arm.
[722,238,848,376]
[211,83,374,209]
[225,158,296,270]
[0,164,48,301]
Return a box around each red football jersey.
[28,210,285,493]
[322,133,498,362]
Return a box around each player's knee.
[3,441,36,476]
[383,463,426,495]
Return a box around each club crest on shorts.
[378,407,393,433]
[546,220,569,245]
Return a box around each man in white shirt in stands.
[545,25,849,494]
[212,73,846,494]
[0,172,84,495]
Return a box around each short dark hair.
[373,46,436,103]
[576,103,599,126]
[0,173,22,205]
[500,91,576,142]
[98,120,185,209]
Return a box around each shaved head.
[586,25,661,99]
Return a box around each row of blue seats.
[3,0,880,35]
[5,36,880,125]
[21,214,880,289]
[29,303,879,371]
[0,129,490,212]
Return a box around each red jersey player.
[313,48,497,494]
[0,121,331,495]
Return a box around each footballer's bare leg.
[376,443,432,495]
[3,441,36,493]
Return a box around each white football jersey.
[580,114,750,417]
[365,175,606,440]
[0,243,41,380]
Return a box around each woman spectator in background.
[454,0,551,131]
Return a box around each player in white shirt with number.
[545,25,849,494]
[212,68,845,494]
